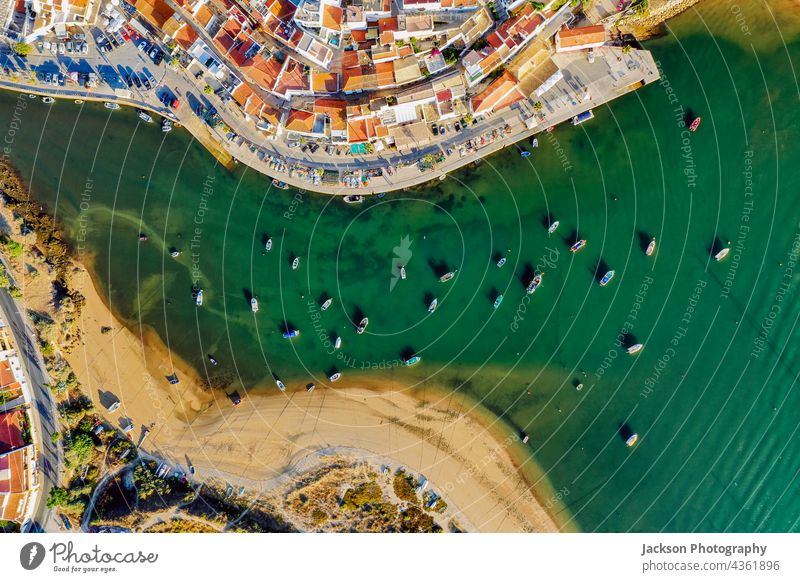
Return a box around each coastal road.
[0,287,62,532]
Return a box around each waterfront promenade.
[0,40,658,196]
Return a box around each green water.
[3,0,800,531]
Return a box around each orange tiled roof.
[193,4,215,28]
[0,410,24,453]
[311,71,340,93]
[375,61,394,86]
[314,98,347,131]
[347,118,369,142]
[134,0,174,29]
[242,54,283,90]
[231,82,254,106]
[259,103,282,126]
[377,17,398,33]
[275,59,310,94]
[174,23,199,50]
[322,4,343,31]
[557,25,606,49]
[285,109,316,133]
[471,70,523,114]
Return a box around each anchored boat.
[599,270,615,287]
[493,294,503,309]
[343,195,363,204]
[276,379,286,391]
[646,237,656,256]
[627,343,643,355]
[42,97,54,104]
[282,329,300,339]
[334,336,342,350]
[104,102,120,110]
[714,247,730,262]
[548,221,560,234]
[428,298,438,313]
[626,433,639,447]
[689,116,701,132]
[251,298,259,313]
[138,110,153,123]
[439,270,456,283]
[264,238,272,251]
[404,355,421,366]
[292,257,300,270]
[272,179,289,190]
[321,298,333,311]
[195,289,204,307]
[526,272,544,294]
[496,257,506,268]
[570,240,587,253]
[356,317,368,334]
[400,265,406,279]
[329,372,341,382]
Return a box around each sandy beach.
[60,264,568,532]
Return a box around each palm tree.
[533,101,543,112]
[621,44,632,55]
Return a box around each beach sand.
[61,266,568,532]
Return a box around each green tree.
[12,42,31,57]
[67,432,94,466]
[46,487,69,508]
[0,269,10,288]
[51,431,62,444]
[134,463,171,500]
[3,239,23,257]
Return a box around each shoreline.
[66,256,574,532]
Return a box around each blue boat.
[493,294,503,309]
[599,270,615,287]
[282,329,300,339]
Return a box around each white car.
[66,41,73,53]
[57,43,65,55]
[80,41,88,54]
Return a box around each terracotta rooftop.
[557,25,606,49]
[322,4,343,31]
[242,54,283,90]
[174,23,199,50]
[311,71,340,93]
[285,109,317,133]
[314,98,347,131]
[471,70,523,114]
[0,410,24,453]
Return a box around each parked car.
[137,40,148,52]
[57,43,65,55]
[439,125,446,135]
[80,41,88,55]
[131,74,142,88]
[66,41,73,53]
[432,124,439,136]
[454,122,461,132]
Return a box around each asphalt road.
[0,286,61,532]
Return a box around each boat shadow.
[709,236,729,256]
[619,331,637,349]
[243,288,254,303]
[423,291,435,309]
[486,286,498,304]
[563,228,579,248]
[427,258,450,278]
[519,263,535,289]
[636,230,652,253]
[279,320,296,333]
[540,212,555,230]
[400,346,417,360]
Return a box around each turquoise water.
[3,0,800,531]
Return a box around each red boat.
[689,116,701,132]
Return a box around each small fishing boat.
[626,433,639,447]
[306,383,316,392]
[264,238,272,251]
[404,355,421,366]
[329,372,342,382]
[138,233,148,242]
[28,94,36,99]
[521,432,530,444]
[272,179,289,190]
[439,271,456,283]
[548,221,560,234]
[570,239,587,253]
[321,298,333,311]
[334,336,342,350]
[400,265,407,280]
[282,329,300,339]
[689,116,701,132]
[356,317,368,334]
[138,110,153,123]
[208,355,219,366]
[74,99,84,104]
[496,257,506,268]
[493,294,503,309]
[292,257,300,270]
[599,270,615,287]
[104,102,120,110]
[646,237,656,256]
[170,249,180,258]
[161,119,172,133]
[343,195,363,204]
[627,343,643,355]
[42,96,54,104]
[276,379,286,391]
[428,298,438,313]
[520,150,531,158]
[526,272,544,294]
[251,297,259,312]
[195,289,204,307]
[714,247,730,262]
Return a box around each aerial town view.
[0,0,798,571]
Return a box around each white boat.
[714,247,730,262]
[292,257,300,270]
[343,195,363,204]
[195,289,203,306]
[570,240,587,253]
[264,238,272,251]
[104,102,120,110]
[334,336,342,350]
[493,294,503,309]
[42,97,54,104]
[439,271,456,283]
[526,272,544,294]
[276,379,286,391]
[251,297,259,313]
[428,298,438,313]
[627,343,643,355]
[356,317,368,334]
[548,221,560,234]
[646,238,656,256]
[496,257,506,268]
[170,250,180,258]
[599,270,615,287]
[321,298,333,311]
[138,111,153,123]
[626,433,639,447]
[400,265,406,279]
[329,372,342,382]
[272,179,289,190]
